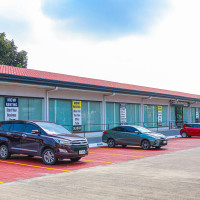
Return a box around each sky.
[0,0,200,95]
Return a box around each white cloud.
[0,0,200,94]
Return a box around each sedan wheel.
[107,138,115,148]
[42,148,57,165]
[0,144,10,159]
[141,140,151,150]
[181,132,188,138]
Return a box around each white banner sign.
[196,108,199,119]
[72,101,82,131]
[158,106,162,126]
[5,97,19,120]
[120,103,127,125]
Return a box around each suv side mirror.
[31,130,41,136]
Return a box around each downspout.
[103,92,116,130]
[46,86,58,121]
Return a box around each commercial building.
[1,65,200,132]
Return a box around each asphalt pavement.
[0,145,199,200]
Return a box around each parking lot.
[0,137,200,184]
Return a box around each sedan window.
[122,126,138,133]
[111,127,125,132]
[135,126,151,133]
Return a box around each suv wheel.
[0,144,10,159]
[141,140,151,150]
[181,132,188,138]
[107,138,115,148]
[42,148,57,165]
[70,157,81,162]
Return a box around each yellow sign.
[158,106,162,111]
[72,101,81,109]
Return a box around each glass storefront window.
[49,99,102,132]
[126,104,141,126]
[82,101,102,132]
[144,105,168,127]
[106,103,141,129]
[0,97,43,121]
[170,106,175,127]
[106,102,120,129]
[191,107,196,123]
[0,97,4,121]
[183,107,188,123]
[19,97,44,121]
[144,105,157,127]
[198,108,200,122]
[162,106,168,126]
[49,99,72,131]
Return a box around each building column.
[102,97,106,130]
[102,92,115,130]
[168,102,171,128]
[141,99,144,126]
[45,87,58,121]
[188,105,191,123]
[44,93,48,121]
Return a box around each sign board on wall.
[157,106,162,126]
[120,103,127,125]
[5,97,19,120]
[72,101,82,131]
[170,100,189,107]
[196,108,199,119]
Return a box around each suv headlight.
[53,138,71,145]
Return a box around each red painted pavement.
[0,138,200,183]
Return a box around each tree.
[0,32,28,68]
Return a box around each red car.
[180,123,200,138]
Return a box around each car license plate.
[79,150,86,154]
[163,141,167,144]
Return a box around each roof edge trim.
[1,73,200,102]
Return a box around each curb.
[166,135,181,139]
[89,142,107,148]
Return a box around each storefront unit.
[1,65,200,132]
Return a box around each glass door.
[175,106,183,128]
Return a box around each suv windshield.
[35,122,71,135]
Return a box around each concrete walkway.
[0,147,199,200]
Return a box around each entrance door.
[175,106,183,128]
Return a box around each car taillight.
[103,131,107,135]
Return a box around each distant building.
[0,65,200,132]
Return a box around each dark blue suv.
[0,120,89,165]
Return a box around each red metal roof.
[0,64,200,99]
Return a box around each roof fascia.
[0,73,200,102]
